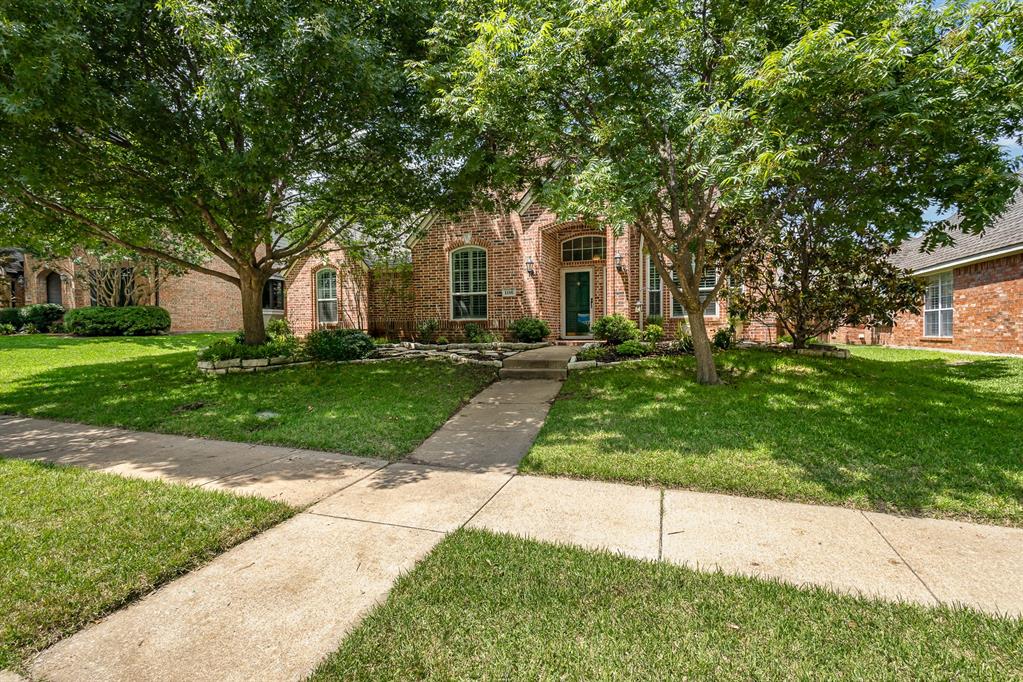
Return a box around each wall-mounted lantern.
[614,253,626,273]
[525,256,536,276]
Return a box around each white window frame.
[316,269,338,325]
[262,275,285,313]
[646,254,662,317]
[923,271,953,338]
[450,246,488,321]
[561,235,607,263]
[670,265,719,318]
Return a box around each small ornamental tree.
[732,202,925,349]
[417,0,1020,384]
[0,0,446,344]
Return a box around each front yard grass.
[0,458,293,670]
[311,529,1022,680]
[523,346,1023,526]
[0,334,495,459]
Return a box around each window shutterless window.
[671,266,718,317]
[924,272,953,338]
[451,247,487,320]
[262,278,285,311]
[646,255,662,317]
[316,270,338,324]
[562,236,606,262]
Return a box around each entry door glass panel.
[565,271,591,336]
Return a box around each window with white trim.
[646,255,662,317]
[451,247,487,320]
[671,266,718,317]
[562,236,606,262]
[316,269,338,324]
[924,271,953,338]
[262,277,285,311]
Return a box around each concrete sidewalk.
[3,381,1022,681]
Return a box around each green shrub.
[198,337,299,362]
[576,346,611,362]
[713,325,736,350]
[673,334,695,354]
[509,316,550,343]
[0,307,21,329]
[642,323,664,343]
[0,322,15,335]
[615,339,651,357]
[463,322,496,343]
[20,323,38,334]
[305,328,375,361]
[646,314,664,327]
[64,306,171,336]
[266,318,294,342]
[20,303,64,332]
[592,314,639,345]
[436,336,450,345]
[416,319,440,343]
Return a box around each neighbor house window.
[316,269,338,324]
[562,236,606,262]
[451,247,487,320]
[924,271,953,338]
[671,266,718,317]
[646,255,662,317]
[262,277,285,311]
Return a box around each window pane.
[317,300,337,324]
[924,310,938,337]
[941,309,953,338]
[471,249,487,292]
[563,236,606,262]
[939,273,953,308]
[317,271,336,299]
[699,266,717,290]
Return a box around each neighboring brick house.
[396,197,777,342]
[832,192,1023,355]
[4,244,370,336]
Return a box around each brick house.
[832,191,1023,355]
[4,245,369,336]
[389,197,777,343]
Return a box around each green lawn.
[523,346,1023,526]
[312,529,1022,680]
[0,458,293,670]
[0,334,495,459]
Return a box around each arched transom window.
[562,235,606,262]
[316,269,338,324]
[451,247,487,320]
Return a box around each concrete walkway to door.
[2,375,1022,680]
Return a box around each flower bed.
[567,339,849,371]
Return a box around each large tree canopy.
[417,0,1020,383]
[0,0,444,343]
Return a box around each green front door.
[564,271,592,336]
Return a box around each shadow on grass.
[530,350,1023,524]
[1,349,496,474]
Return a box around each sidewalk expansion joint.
[860,511,940,604]
[303,510,446,535]
[461,473,518,530]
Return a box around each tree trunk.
[791,334,807,350]
[238,270,268,345]
[686,306,720,385]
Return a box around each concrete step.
[502,356,572,370]
[499,367,567,381]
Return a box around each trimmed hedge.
[0,307,20,328]
[13,304,65,332]
[509,316,551,343]
[305,328,375,362]
[64,306,171,336]
[198,337,299,362]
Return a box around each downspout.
[638,232,645,331]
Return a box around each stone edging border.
[196,350,511,375]
[566,342,850,372]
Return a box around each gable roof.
[893,188,1023,274]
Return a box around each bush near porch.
[525,346,1023,527]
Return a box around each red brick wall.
[158,259,243,333]
[284,247,368,336]
[367,265,415,339]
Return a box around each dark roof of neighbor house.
[893,189,1023,273]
